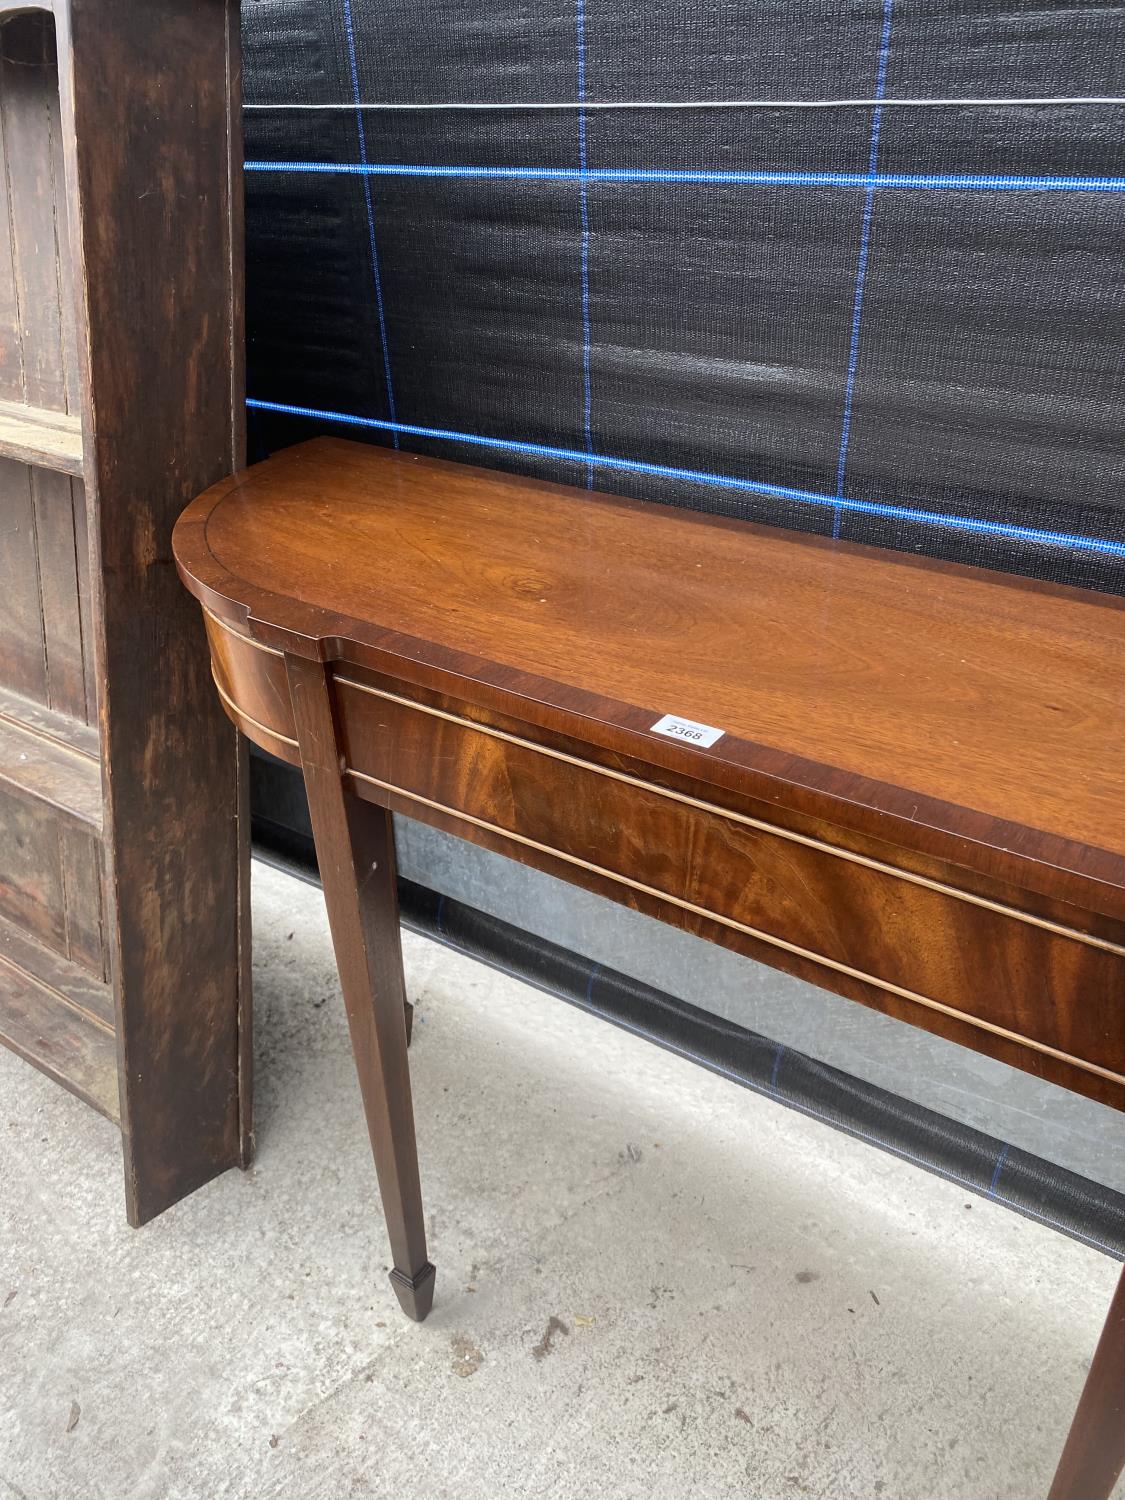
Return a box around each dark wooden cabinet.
[0,0,249,1224]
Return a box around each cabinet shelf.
[0,400,84,476]
[0,686,101,829]
[0,911,118,1122]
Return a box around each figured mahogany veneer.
[175,436,1124,1495]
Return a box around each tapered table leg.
[1047,1265,1125,1500]
[286,653,435,1322]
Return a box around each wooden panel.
[34,467,90,719]
[73,482,96,722]
[0,700,101,827]
[0,400,82,473]
[0,781,65,952]
[0,456,46,703]
[0,907,118,1120]
[59,820,105,978]
[0,680,99,759]
[0,63,20,402]
[47,50,80,417]
[0,459,93,721]
[0,0,248,1224]
[0,12,71,411]
[64,0,248,1223]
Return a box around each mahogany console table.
[174,437,1124,1498]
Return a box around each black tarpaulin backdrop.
[241,0,1125,594]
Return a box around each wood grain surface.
[0,0,249,1225]
[61,0,250,1221]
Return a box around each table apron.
[202,611,1125,1109]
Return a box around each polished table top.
[176,436,1125,918]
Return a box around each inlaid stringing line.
[335,674,1125,959]
[210,668,299,749]
[344,761,1125,1089]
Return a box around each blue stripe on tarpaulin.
[834,0,894,539]
[341,0,399,447]
[989,1143,1011,1199]
[576,0,594,490]
[244,161,1125,190]
[246,397,1125,556]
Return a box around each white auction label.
[649,714,725,748]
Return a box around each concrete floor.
[1,860,1121,1500]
